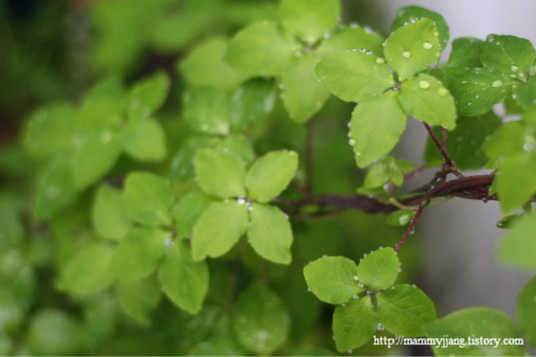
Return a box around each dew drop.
[523,143,534,152]
[323,32,331,39]
[422,41,433,50]
[355,151,362,157]
[402,50,411,58]
[375,58,385,64]
[377,323,385,331]
[307,288,311,292]
[492,80,503,88]
[437,87,448,97]
[363,253,368,257]
[165,238,174,247]
[341,303,346,307]
[353,275,359,281]
[278,83,284,89]
[379,246,384,250]
[322,254,327,258]
[359,48,366,53]
[511,65,519,72]
[348,349,353,354]
[353,294,359,299]
[419,80,430,89]
[237,197,246,205]
[398,267,403,272]
[350,22,358,29]
[510,74,517,79]
[348,139,356,146]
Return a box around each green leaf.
[247,203,292,265]
[349,91,407,168]
[230,78,276,132]
[316,50,395,102]
[226,21,298,77]
[178,37,244,90]
[188,338,246,356]
[424,112,502,170]
[523,104,536,127]
[363,156,415,188]
[281,52,330,123]
[513,77,536,108]
[23,105,76,158]
[517,275,536,348]
[425,66,470,88]
[391,6,449,51]
[245,150,298,202]
[303,256,363,304]
[316,26,384,58]
[127,71,170,118]
[27,309,84,356]
[109,227,168,280]
[278,0,339,44]
[384,19,440,81]
[115,277,161,325]
[332,296,377,352]
[497,210,536,269]
[123,172,174,226]
[232,282,290,355]
[447,37,485,68]
[192,200,249,261]
[423,307,526,356]
[159,240,209,314]
[356,247,399,291]
[217,135,256,166]
[72,130,122,190]
[58,242,114,294]
[482,34,536,76]
[169,136,221,182]
[483,120,529,162]
[451,67,513,116]
[398,73,456,129]
[495,151,536,213]
[33,159,77,222]
[183,88,230,135]
[92,184,130,241]
[120,119,167,162]
[76,97,122,132]
[386,210,416,227]
[195,148,247,199]
[376,284,436,337]
[172,191,217,238]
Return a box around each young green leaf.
[332,296,377,352]
[115,277,161,325]
[230,78,276,132]
[183,88,230,135]
[57,242,114,294]
[191,200,249,261]
[447,37,485,68]
[281,52,330,123]
[495,151,536,213]
[195,148,247,199]
[92,184,130,241]
[172,191,217,238]
[424,307,526,356]
[483,120,529,162]
[232,282,290,355]
[482,34,536,76]
[363,156,415,188]
[120,119,167,162]
[384,19,440,81]
[350,91,407,168]
[303,256,362,304]
[450,67,513,116]
[178,37,244,90]
[168,136,221,182]
[391,6,449,51]
[513,77,536,108]
[216,135,256,167]
[123,172,174,226]
[356,247,399,291]
[316,50,395,102]
[386,210,416,227]
[127,71,170,118]
[159,240,209,314]
[72,130,122,190]
[33,159,78,222]
[247,203,293,264]
[398,73,456,129]
[75,97,122,132]
[109,227,168,280]
[278,0,340,44]
[24,105,76,158]
[496,210,536,269]
[226,22,298,77]
[376,284,436,337]
[517,275,536,349]
[245,150,298,202]
[316,26,384,58]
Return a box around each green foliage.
[4,1,536,355]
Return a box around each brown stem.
[395,203,425,252]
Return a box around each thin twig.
[423,123,463,178]
[395,203,425,252]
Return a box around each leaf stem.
[423,123,463,178]
[395,202,425,252]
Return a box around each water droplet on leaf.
[419,80,430,89]
[492,80,503,88]
[402,50,411,58]
[375,58,385,64]
[422,41,433,50]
